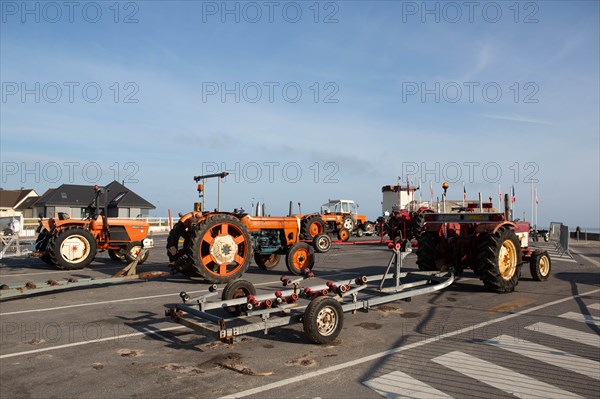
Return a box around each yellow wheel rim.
[498,239,517,280]
[539,255,550,276]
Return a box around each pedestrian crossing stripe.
[588,303,600,311]
[525,322,600,347]
[484,335,600,380]
[363,370,452,398]
[559,311,600,326]
[432,351,582,398]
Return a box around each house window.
[61,192,67,199]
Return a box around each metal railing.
[548,222,572,258]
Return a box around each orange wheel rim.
[341,231,349,240]
[293,248,310,270]
[309,222,322,236]
[201,222,248,277]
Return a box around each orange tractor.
[34,185,152,270]
[300,199,374,241]
[167,173,331,284]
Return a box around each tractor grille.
[109,226,131,242]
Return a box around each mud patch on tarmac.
[355,322,382,330]
[487,297,535,313]
[27,339,44,345]
[92,363,104,370]
[118,349,144,358]
[263,344,275,349]
[286,355,318,368]
[376,305,402,313]
[213,353,274,376]
[160,363,204,374]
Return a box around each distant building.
[32,181,155,219]
[0,188,39,217]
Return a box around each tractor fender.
[177,211,207,227]
[476,221,517,235]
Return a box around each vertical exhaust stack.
[256,202,263,217]
[504,194,511,221]
[289,201,293,216]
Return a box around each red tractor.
[416,197,551,293]
[382,206,434,243]
[34,186,152,270]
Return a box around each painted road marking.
[484,335,600,380]
[363,370,453,398]
[432,351,582,398]
[588,303,600,311]
[559,312,600,326]
[217,288,600,399]
[525,322,600,347]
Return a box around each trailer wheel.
[416,232,446,271]
[356,228,364,237]
[364,222,375,235]
[475,226,522,293]
[342,216,354,231]
[254,253,281,270]
[108,249,125,262]
[530,250,551,281]
[286,242,315,275]
[187,215,252,284]
[303,296,344,344]
[301,216,325,239]
[125,242,149,264]
[337,228,350,242]
[221,279,256,316]
[313,233,331,253]
[48,227,97,270]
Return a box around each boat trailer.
[166,242,455,344]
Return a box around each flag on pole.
[512,185,516,203]
[463,185,467,201]
[429,181,434,200]
[406,176,410,196]
[498,184,502,208]
[535,189,539,204]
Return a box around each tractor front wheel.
[125,241,149,264]
[313,233,331,253]
[530,250,551,281]
[286,242,315,275]
[108,249,125,262]
[303,296,344,344]
[337,228,350,242]
[254,253,281,270]
[475,227,522,293]
[187,215,252,284]
[48,227,97,270]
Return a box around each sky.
[1,0,599,229]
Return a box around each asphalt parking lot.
[1,235,599,399]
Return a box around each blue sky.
[1,0,599,229]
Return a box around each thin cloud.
[481,114,553,125]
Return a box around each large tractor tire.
[166,221,192,263]
[412,213,427,241]
[186,214,252,284]
[342,216,354,232]
[416,232,447,271]
[48,227,97,270]
[301,216,325,240]
[125,241,149,264]
[34,228,53,265]
[363,222,375,235]
[286,242,315,275]
[475,226,522,293]
[254,253,281,270]
[530,250,551,281]
[303,296,344,344]
[221,279,256,316]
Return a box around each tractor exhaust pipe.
[504,194,511,220]
[289,201,293,216]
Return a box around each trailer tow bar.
[165,240,455,344]
[0,248,169,299]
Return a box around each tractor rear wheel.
[364,222,375,235]
[125,241,149,264]
[530,250,551,281]
[301,216,325,239]
[186,214,252,284]
[416,232,447,271]
[337,228,350,242]
[412,213,427,240]
[48,227,97,270]
[286,242,315,275]
[475,227,522,293]
[221,279,256,316]
[303,296,344,344]
[254,253,281,270]
[313,233,331,253]
[108,248,125,262]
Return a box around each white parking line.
[525,322,600,347]
[363,370,453,398]
[432,351,582,398]
[559,312,600,326]
[485,335,600,380]
[588,303,600,311]
[0,264,127,278]
[218,288,600,399]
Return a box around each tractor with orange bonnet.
[167,173,330,284]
